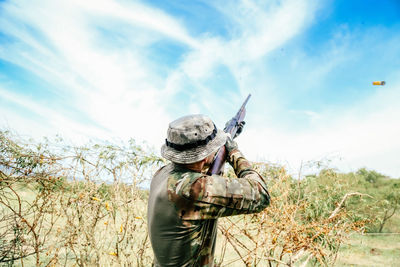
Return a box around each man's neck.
[178,162,204,173]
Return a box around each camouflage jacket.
[147,149,270,267]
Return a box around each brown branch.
[260,256,290,266]
[218,226,247,266]
[329,192,372,220]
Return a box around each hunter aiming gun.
[207,94,251,175]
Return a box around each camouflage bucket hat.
[161,114,227,164]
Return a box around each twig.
[260,256,290,266]
[329,192,372,220]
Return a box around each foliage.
[350,168,400,233]
[0,130,398,266]
[0,130,162,266]
[216,165,368,266]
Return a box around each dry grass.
[1,180,154,266]
[336,233,400,267]
[0,131,160,266]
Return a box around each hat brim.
[161,128,227,164]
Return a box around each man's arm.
[171,142,270,220]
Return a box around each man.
[147,114,270,267]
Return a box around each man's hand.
[225,135,238,154]
[225,119,246,139]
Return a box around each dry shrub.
[0,131,161,266]
[215,164,368,266]
[1,131,369,266]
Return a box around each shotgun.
[207,94,251,175]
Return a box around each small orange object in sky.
[372,81,385,85]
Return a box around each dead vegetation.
[216,165,367,266]
[0,131,161,266]
[0,131,376,266]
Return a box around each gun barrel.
[242,94,251,108]
[207,94,251,175]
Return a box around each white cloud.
[1,0,399,179]
[0,87,111,143]
[0,0,182,146]
[167,0,319,105]
[229,0,317,60]
[240,78,400,178]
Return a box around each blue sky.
[1,0,400,178]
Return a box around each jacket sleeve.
[172,149,270,220]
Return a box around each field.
[213,213,400,267]
[336,233,400,266]
[334,213,400,267]
[216,234,400,267]
[2,184,399,267]
[1,182,400,266]
[1,131,399,266]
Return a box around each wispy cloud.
[164,0,319,121]
[0,0,399,177]
[0,86,110,142]
[0,0,186,145]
